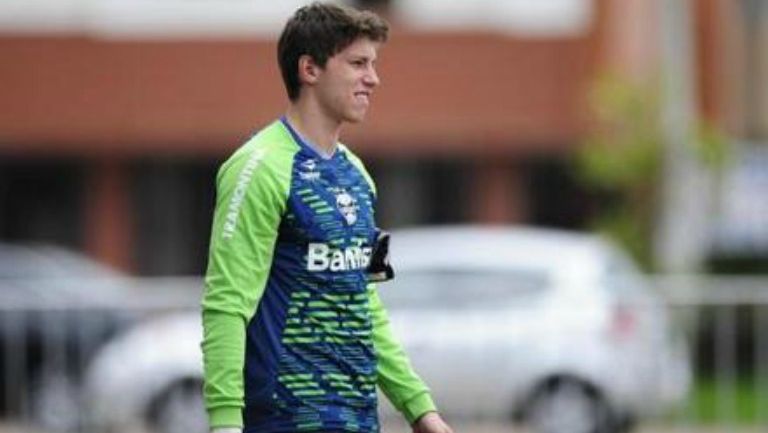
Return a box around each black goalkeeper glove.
[367,230,394,283]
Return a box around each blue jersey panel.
[243,119,380,433]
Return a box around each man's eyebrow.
[349,54,376,62]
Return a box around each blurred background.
[0,0,767,432]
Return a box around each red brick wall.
[0,31,592,157]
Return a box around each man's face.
[313,38,381,124]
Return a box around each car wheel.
[525,379,617,433]
[147,378,207,433]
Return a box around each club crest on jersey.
[299,159,320,181]
[333,188,358,225]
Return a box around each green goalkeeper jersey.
[201,118,435,433]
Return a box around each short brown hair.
[277,2,389,101]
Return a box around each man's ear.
[298,55,321,85]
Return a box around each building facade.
[0,0,746,273]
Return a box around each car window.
[0,244,119,279]
[378,268,549,309]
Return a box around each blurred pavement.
[0,421,764,433]
[381,420,764,433]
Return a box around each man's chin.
[344,113,367,124]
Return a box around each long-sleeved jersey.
[201,118,435,433]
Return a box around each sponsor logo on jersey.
[307,243,372,272]
[299,159,320,181]
[333,188,358,225]
[222,148,267,239]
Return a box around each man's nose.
[364,66,380,87]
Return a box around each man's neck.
[285,102,342,158]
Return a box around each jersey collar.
[280,116,338,161]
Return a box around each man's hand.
[412,412,454,433]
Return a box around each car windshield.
[0,244,119,280]
[378,268,549,309]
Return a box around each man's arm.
[368,285,454,432]
[367,284,434,419]
[201,145,289,429]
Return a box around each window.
[0,159,84,249]
[131,158,217,275]
[379,268,549,310]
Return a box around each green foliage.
[576,73,728,271]
[576,74,663,270]
[579,74,663,189]
[692,121,730,170]
[591,208,654,270]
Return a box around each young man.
[201,3,454,433]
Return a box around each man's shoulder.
[222,121,298,169]
[338,143,376,195]
[216,120,298,187]
[231,121,298,161]
[338,143,368,171]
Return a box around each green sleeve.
[368,284,437,424]
[201,143,292,428]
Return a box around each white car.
[0,243,139,432]
[378,227,691,433]
[82,226,691,433]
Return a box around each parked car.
[82,226,691,433]
[377,226,691,433]
[0,242,167,431]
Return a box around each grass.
[674,375,768,424]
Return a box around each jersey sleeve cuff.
[402,392,437,424]
[208,407,243,429]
